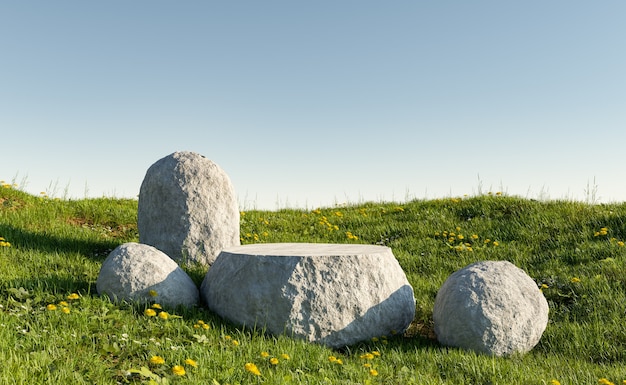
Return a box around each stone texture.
[433,260,549,356]
[138,151,240,266]
[96,242,199,308]
[201,243,416,348]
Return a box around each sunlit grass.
[2,184,626,384]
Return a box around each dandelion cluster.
[0,236,10,247]
[239,211,272,243]
[360,350,381,376]
[593,227,626,247]
[346,231,359,240]
[145,355,196,378]
[193,319,211,330]
[258,350,289,368]
[328,355,343,365]
[434,226,500,252]
[46,292,80,313]
[222,334,240,347]
[1,180,17,189]
[143,301,177,320]
[318,215,339,232]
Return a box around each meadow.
[1,182,625,384]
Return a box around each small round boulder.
[96,242,199,308]
[433,260,549,356]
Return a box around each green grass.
[1,185,626,384]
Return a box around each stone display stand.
[200,243,415,348]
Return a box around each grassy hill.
[1,185,625,384]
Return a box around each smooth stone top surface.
[220,243,390,256]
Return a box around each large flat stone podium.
[200,243,415,348]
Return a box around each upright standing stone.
[433,260,549,356]
[138,151,240,266]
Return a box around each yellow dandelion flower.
[598,378,614,385]
[328,356,337,362]
[360,353,375,360]
[363,363,372,368]
[149,290,158,297]
[158,311,169,320]
[471,234,479,239]
[492,241,499,246]
[260,351,270,358]
[61,307,70,314]
[571,277,581,283]
[172,365,186,376]
[144,308,157,317]
[149,356,165,365]
[270,357,279,365]
[372,351,381,356]
[46,304,57,311]
[58,301,68,307]
[336,358,343,365]
[151,303,162,309]
[67,293,80,300]
[184,358,198,367]
[244,362,261,376]
[280,353,290,360]
[618,241,625,247]
[550,380,561,385]
[370,369,379,376]
[193,324,200,329]
[202,323,210,330]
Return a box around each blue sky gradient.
[2,2,625,209]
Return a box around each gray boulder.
[433,260,549,356]
[201,243,416,348]
[138,151,240,265]
[96,242,199,308]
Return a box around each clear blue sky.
[2,2,625,209]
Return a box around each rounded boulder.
[433,260,549,356]
[96,242,199,308]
